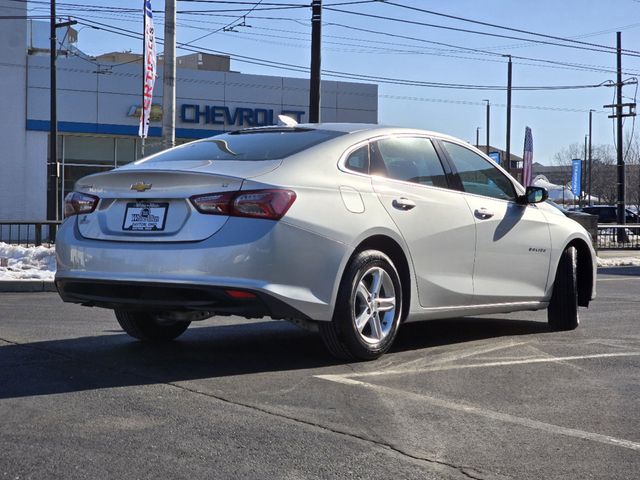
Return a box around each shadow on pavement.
[393,317,550,352]
[597,266,640,276]
[0,316,550,400]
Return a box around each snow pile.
[0,242,56,280]
[597,256,640,268]
[0,242,639,282]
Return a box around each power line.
[383,1,640,54]
[5,59,605,116]
[73,16,623,91]
[323,6,640,58]
[180,0,266,47]
[324,22,640,76]
[42,3,640,77]
[379,94,608,113]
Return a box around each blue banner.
[571,159,582,196]
[488,152,501,165]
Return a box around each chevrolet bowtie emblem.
[130,182,152,192]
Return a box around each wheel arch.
[349,235,413,322]
[566,238,595,307]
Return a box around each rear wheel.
[320,250,403,361]
[547,246,579,331]
[114,309,191,341]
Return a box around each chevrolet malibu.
[55,123,596,360]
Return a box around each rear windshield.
[141,129,346,163]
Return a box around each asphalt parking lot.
[1,267,639,480]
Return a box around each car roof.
[235,123,464,142]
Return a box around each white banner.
[139,0,157,138]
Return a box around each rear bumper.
[55,216,351,321]
[55,278,311,320]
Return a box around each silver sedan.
[55,124,597,360]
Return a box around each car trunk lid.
[74,160,280,242]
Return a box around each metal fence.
[596,224,640,250]
[0,221,62,247]
[1,220,638,251]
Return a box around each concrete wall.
[0,0,33,220]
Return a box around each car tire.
[320,250,403,361]
[547,246,579,331]
[114,309,191,341]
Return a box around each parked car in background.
[573,205,639,224]
[55,123,597,361]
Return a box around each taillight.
[64,191,99,218]
[190,189,296,220]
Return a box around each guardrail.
[596,224,640,250]
[0,221,62,247]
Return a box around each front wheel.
[320,250,403,361]
[114,309,191,341]
[547,246,579,331]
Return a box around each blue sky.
[27,0,640,164]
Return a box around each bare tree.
[553,143,616,204]
[624,134,640,220]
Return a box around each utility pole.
[588,109,593,206]
[504,55,512,173]
[309,0,322,123]
[616,31,624,229]
[603,32,636,242]
[162,0,176,150]
[483,99,490,155]
[48,1,77,221]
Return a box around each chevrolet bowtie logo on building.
[130,182,153,192]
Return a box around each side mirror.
[518,186,548,205]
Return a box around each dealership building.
[0,0,378,221]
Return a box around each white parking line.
[315,351,640,452]
[597,277,640,281]
[315,375,640,452]
[388,340,528,371]
[321,351,640,380]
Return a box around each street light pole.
[504,55,512,173]
[588,109,594,206]
[582,134,588,207]
[483,99,490,155]
[161,0,176,150]
[476,127,481,148]
[48,2,77,221]
[309,0,322,123]
[48,0,58,221]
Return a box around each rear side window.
[371,137,448,188]
[140,129,346,163]
[345,145,370,173]
[442,141,516,201]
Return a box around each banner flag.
[522,127,533,186]
[139,0,157,138]
[571,159,582,196]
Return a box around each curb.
[0,281,56,293]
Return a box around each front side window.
[442,141,516,201]
[372,137,448,188]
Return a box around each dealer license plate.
[122,202,168,231]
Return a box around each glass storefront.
[49,134,191,219]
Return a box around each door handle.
[474,207,494,220]
[392,198,416,211]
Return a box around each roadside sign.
[571,159,582,196]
